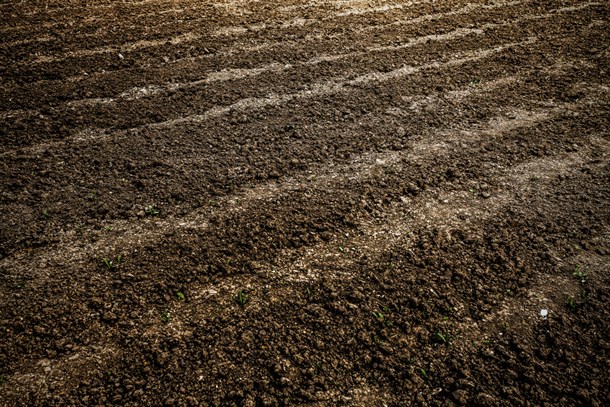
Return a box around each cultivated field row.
[1,0,606,153]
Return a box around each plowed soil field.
[1,0,609,405]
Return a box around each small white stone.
[540,309,548,318]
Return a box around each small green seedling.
[372,311,385,322]
[145,204,159,216]
[161,309,170,323]
[434,331,450,344]
[176,292,185,301]
[566,296,576,311]
[573,265,588,283]
[42,209,50,219]
[419,368,428,379]
[102,258,114,270]
[101,255,122,270]
[306,287,312,300]
[236,290,249,306]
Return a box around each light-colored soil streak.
[0,0,608,405]
[65,0,580,108]
[0,0,601,151]
[0,36,541,155]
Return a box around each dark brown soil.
[1,0,609,405]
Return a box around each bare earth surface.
[1,0,609,405]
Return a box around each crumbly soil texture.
[1,0,609,405]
